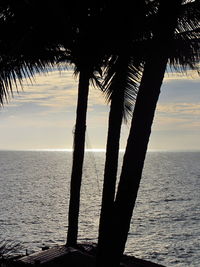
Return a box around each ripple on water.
[0,151,200,267]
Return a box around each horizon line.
[0,148,200,152]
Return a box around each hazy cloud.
[153,102,200,131]
[0,68,199,150]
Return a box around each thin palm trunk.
[96,90,124,266]
[67,68,90,246]
[96,55,139,266]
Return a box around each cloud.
[157,102,200,115]
[153,102,200,131]
[0,69,110,139]
[14,70,78,108]
[0,67,199,150]
[7,69,108,116]
[164,69,200,81]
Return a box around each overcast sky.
[0,68,199,151]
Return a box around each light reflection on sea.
[0,151,200,267]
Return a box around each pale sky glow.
[0,68,199,151]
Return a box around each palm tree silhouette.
[65,3,109,246]
[0,1,104,247]
[97,55,141,266]
[96,1,150,264]
[102,1,199,266]
[96,59,142,267]
[0,2,109,248]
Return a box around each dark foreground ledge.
[14,244,165,267]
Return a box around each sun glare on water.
[30,148,107,152]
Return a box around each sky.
[0,68,199,151]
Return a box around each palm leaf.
[102,55,143,122]
[0,0,74,105]
[0,47,68,105]
[169,31,200,72]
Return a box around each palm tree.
[67,0,145,248]
[104,0,199,266]
[66,3,108,246]
[96,54,142,265]
[0,1,102,247]
[0,1,109,248]
[0,1,98,249]
[96,2,148,265]
[66,59,103,246]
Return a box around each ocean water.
[0,151,199,267]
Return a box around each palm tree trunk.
[67,68,90,246]
[103,1,182,265]
[111,55,168,265]
[96,90,124,266]
[96,54,168,267]
[96,54,138,266]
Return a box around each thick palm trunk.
[110,55,168,266]
[67,68,90,246]
[96,91,124,266]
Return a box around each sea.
[0,150,199,267]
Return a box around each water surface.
[0,151,199,266]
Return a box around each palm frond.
[177,0,200,34]
[171,34,199,70]
[102,55,142,122]
[0,0,72,106]
[0,52,66,105]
